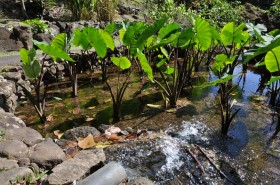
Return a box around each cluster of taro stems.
[19,17,280,138]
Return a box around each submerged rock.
[47,148,106,185]
[128,177,155,185]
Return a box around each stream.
[105,65,280,184]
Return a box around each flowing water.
[105,66,280,184]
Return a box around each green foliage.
[194,0,243,28]
[111,56,131,70]
[63,0,96,20]
[96,0,117,21]
[147,0,193,26]
[22,18,49,34]
[269,1,280,22]
[34,40,74,62]
[20,48,41,79]
[265,46,280,73]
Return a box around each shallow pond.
[15,65,280,184]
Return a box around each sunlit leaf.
[77,134,95,149]
[111,56,131,70]
[53,130,64,139]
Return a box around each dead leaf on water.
[77,134,95,149]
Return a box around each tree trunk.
[20,0,28,19]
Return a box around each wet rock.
[63,126,101,140]
[33,33,53,43]
[29,138,66,169]
[5,127,44,147]
[0,111,26,130]
[128,177,155,185]
[0,167,33,185]
[47,148,105,185]
[12,26,33,50]
[0,158,19,171]
[0,140,29,159]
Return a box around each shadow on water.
[209,121,249,157]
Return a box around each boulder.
[0,140,29,159]
[0,27,11,40]
[33,33,53,43]
[48,23,60,36]
[0,167,33,185]
[0,111,25,130]
[12,26,33,50]
[63,126,101,140]
[29,138,66,169]
[0,39,23,52]
[0,158,19,171]
[5,127,44,147]
[47,148,106,185]
[0,75,18,112]
[2,71,22,81]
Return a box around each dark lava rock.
[63,126,101,140]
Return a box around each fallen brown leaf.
[72,107,81,115]
[53,130,64,139]
[107,134,124,141]
[78,134,95,149]
[46,114,54,122]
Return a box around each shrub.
[63,0,96,20]
[147,0,193,27]
[22,18,49,34]
[194,0,244,27]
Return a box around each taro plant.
[146,17,213,108]
[19,42,74,123]
[72,25,116,83]
[106,56,132,122]
[244,29,280,138]
[208,54,240,135]
[218,22,251,75]
[19,48,48,123]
